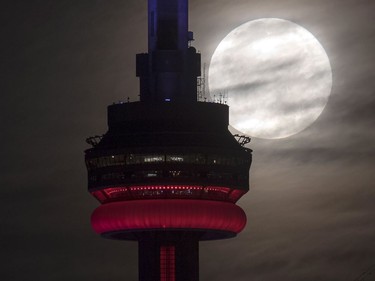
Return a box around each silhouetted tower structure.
[85,0,252,280]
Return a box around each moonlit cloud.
[2,0,375,281]
[209,18,332,139]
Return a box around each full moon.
[208,18,332,139]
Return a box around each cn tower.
[85,0,252,280]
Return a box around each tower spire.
[136,0,201,102]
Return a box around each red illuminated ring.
[91,199,247,237]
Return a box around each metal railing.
[233,134,251,146]
[86,135,103,147]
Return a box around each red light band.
[91,199,247,235]
[91,185,246,203]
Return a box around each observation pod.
[84,0,252,280]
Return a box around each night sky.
[1,0,375,280]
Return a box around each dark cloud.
[221,58,302,94]
[227,79,272,94]
[263,95,328,116]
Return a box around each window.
[167,155,184,162]
[144,155,164,163]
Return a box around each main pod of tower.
[85,0,252,280]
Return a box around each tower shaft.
[138,232,199,281]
